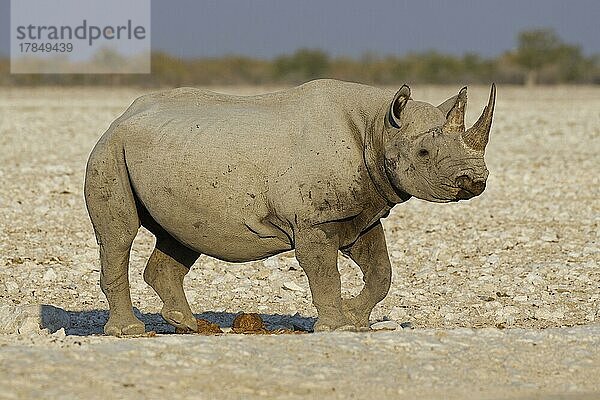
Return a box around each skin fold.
[84,79,496,336]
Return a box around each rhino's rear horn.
[441,87,467,133]
[462,83,496,152]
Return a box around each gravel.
[0,85,598,398]
[1,326,600,399]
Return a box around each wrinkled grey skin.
[84,79,496,336]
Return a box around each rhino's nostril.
[455,175,486,197]
[455,175,471,188]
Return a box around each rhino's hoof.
[341,304,370,329]
[104,318,145,337]
[161,309,198,331]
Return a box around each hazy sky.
[1,0,599,58]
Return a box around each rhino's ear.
[389,84,411,128]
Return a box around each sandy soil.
[0,85,598,399]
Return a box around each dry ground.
[0,84,598,399]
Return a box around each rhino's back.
[110,80,382,261]
[121,79,361,165]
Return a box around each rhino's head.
[383,84,496,203]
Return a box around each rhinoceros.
[84,79,495,336]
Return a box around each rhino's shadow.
[64,309,316,336]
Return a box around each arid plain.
[0,85,598,399]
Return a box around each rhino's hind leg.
[85,139,145,337]
[98,240,145,336]
[143,235,200,332]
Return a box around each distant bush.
[273,49,330,83]
[1,29,597,86]
[511,29,595,85]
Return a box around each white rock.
[430,247,441,260]
[282,281,304,292]
[370,321,398,331]
[53,327,66,338]
[262,258,280,269]
[391,250,403,259]
[443,313,456,321]
[526,273,544,286]
[535,307,565,321]
[585,313,596,322]
[4,281,20,294]
[43,267,58,281]
[541,231,559,243]
[210,276,226,285]
[19,317,42,335]
[0,304,70,334]
[495,306,519,325]
[389,306,408,321]
[513,295,529,302]
[486,254,500,265]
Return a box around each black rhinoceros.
[84,79,495,336]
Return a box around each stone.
[513,295,528,302]
[43,267,58,281]
[0,304,70,334]
[282,281,305,292]
[4,280,20,294]
[389,306,409,321]
[541,231,559,243]
[53,327,67,337]
[391,250,403,259]
[486,254,500,265]
[535,307,565,322]
[371,320,399,331]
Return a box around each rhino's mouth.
[456,188,476,200]
[390,184,412,202]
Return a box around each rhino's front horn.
[441,87,467,133]
[462,83,496,152]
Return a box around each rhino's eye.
[418,149,429,158]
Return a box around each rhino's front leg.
[341,221,392,329]
[294,228,353,332]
